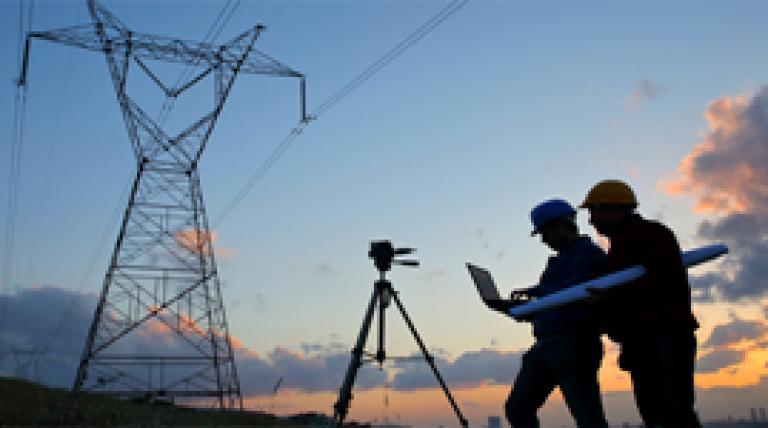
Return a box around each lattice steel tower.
[19,0,304,408]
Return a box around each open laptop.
[466,263,524,312]
[466,263,502,302]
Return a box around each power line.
[207,0,241,43]
[21,1,81,297]
[212,0,468,226]
[312,0,467,118]
[264,0,293,29]
[213,119,308,228]
[2,0,35,375]
[36,178,134,380]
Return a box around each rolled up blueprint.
[508,243,728,319]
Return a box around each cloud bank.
[0,287,523,396]
[703,318,765,349]
[392,349,522,390]
[696,349,746,374]
[695,316,767,374]
[665,86,768,301]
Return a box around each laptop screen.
[466,263,501,301]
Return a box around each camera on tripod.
[368,240,419,273]
[333,240,468,427]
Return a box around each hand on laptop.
[509,287,534,302]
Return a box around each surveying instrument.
[332,241,468,427]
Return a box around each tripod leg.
[332,286,379,426]
[377,282,388,364]
[390,290,469,428]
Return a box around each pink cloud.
[174,228,236,259]
[663,87,768,301]
[663,91,767,215]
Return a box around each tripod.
[332,241,468,427]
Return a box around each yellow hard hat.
[579,180,638,208]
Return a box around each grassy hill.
[0,376,349,426]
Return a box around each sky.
[1,0,768,426]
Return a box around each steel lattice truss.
[21,0,303,408]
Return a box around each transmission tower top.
[18,0,308,173]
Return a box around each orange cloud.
[175,229,217,254]
[175,228,236,259]
[662,91,765,215]
[662,86,768,301]
[140,305,243,350]
[695,316,768,387]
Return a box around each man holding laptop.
[484,199,609,427]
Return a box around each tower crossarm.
[27,24,301,78]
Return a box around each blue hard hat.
[530,199,576,236]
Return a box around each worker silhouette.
[581,180,701,427]
[500,199,609,428]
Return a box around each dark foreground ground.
[0,376,358,426]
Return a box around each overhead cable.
[264,0,293,30]
[213,0,468,226]
[312,0,466,118]
[21,2,81,294]
[37,178,134,380]
[2,0,35,372]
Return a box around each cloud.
[703,317,766,349]
[0,287,95,387]
[392,349,522,390]
[664,87,768,301]
[175,229,215,254]
[238,347,386,395]
[0,287,262,391]
[696,349,746,373]
[663,89,768,214]
[175,228,236,259]
[627,78,666,111]
[298,338,347,356]
[693,316,766,375]
[2,288,521,396]
[0,286,385,396]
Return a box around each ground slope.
[0,376,333,426]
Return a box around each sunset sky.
[2,0,768,426]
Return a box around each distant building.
[700,414,768,428]
[488,416,501,428]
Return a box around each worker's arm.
[485,298,524,314]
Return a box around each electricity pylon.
[19,0,304,408]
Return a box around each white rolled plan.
[508,243,728,319]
